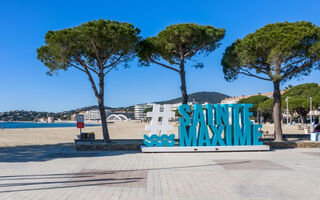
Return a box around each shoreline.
[0,123,100,130]
[0,122,307,148]
[0,121,148,147]
[1,120,80,123]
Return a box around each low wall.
[75,139,143,151]
[265,140,320,148]
[75,139,320,151]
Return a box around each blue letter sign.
[178,104,263,147]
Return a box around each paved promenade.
[1,144,320,200]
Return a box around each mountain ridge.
[0,91,230,121]
[152,91,230,105]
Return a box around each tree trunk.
[82,65,111,143]
[98,73,111,143]
[179,62,188,104]
[273,80,283,141]
[98,100,110,142]
[300,115,305,125]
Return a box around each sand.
[0,121,178,147]
[0,121,306,147]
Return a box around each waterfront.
[0,121,150,147]
[0,122,99,129]
[0,121,305,147]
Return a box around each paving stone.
[65,169,147,188]
[0,148,320,199]
[214,159,292,170]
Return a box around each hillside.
[154,91,230,104]
[0,92,229,121]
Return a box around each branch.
[72,56,100,98]
[86,65,99,75]
[104,56,122,69]
[282,57,306,71]
[69,63,86,73]
[283,60,314,78]
[249,64,269,74]
[102,49,117,67]
[150,58,180,73]
[74,56,99,75]
[103,57,123,75]
[184,44,205,58]
[240,69,272,81]
[82,65,100,99]
[89,39,101,63]
[104,65,117,75]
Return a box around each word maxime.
[178,104,263,147]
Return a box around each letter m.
[179,125,197,146]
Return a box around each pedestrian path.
[0,147,320,199]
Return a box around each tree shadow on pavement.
[0,143,139,162]
[0,161,250,193]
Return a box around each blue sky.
[1,0,320,112]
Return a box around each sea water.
[0,122,99,129]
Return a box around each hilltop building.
[134,104,153,120]
[71,110,111,121]
[220,91,284,104]
[84,110,112,121]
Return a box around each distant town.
[1,86,319,124]
[0,91,226,122]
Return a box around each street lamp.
[285,96,290,125]
[310,96,313,125]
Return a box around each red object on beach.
[77,122,84,128]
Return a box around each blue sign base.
[141,145,270,153]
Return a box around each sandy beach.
[0,121,308,147]
[0,121,178,147]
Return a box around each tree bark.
[98,100,110,142]
[179,66,188,104]
[273,80,283,141]
[179,55,188,104]
[300,116,305,125]
[78,60,111,143]
[98,73,111,143]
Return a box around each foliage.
[221,21,320,140]
[174,109,181,117]
[222,21,320,83]
[138,23,225,104]
[282,83,320,122]
[257,98,274,121]
[282,83,320,99]
[139,23,225,68]
[37,19,140,75]
[37,19,141,142]
[258,99,277,112]
[143,107,153,113]
[238,95,269,117]
[284,84,293,91]
[0,110,55,121]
